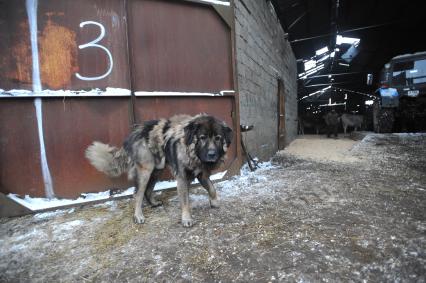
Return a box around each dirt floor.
[1,133,425,282]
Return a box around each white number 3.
[76,21,113,81]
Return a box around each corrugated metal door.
[128,0,238,169]
[0,0,238,198]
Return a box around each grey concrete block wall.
[234,0,298,161]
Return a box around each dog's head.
[184,115,233,164]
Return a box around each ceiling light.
[305,64,324,76]
[315,46,329,56]
[304,60,316,71]
[318,54,330,62]
[336,35,360,45]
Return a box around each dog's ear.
[184,121,199,146]
[222,124,233,145]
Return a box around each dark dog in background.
[85,114,232,227]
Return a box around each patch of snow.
[196,0,230,6]
[52,220,85,240]
[0,87,131,97]
[0,89,235,98]
[1,227,46,253]
[190,194,209,202]
[217,161,279,198]
[359,239,370,248]
[92,200,118,211]
[135,91,233,97]
[153,180,178,191]
[8,187,136,211]
[13,228,42,242]
[153,170,227,191]
[57,220,84,231]
[34,209,71,219]
[0,89,32,96]
[170,193,209,203]
[8,243,30,252]
[393,133,426,137]
[240,161,277,175]
[7,171,227,211]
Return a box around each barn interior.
[271,0,426,133]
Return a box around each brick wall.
[234,0,298,160]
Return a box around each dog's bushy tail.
[85,142,129,177]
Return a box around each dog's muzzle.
[206,149,218,162]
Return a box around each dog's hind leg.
[144,170,163,207]
[177,176,193,227]
[197,173,220,208]
[133,162,155,224]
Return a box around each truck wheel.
[379,109,395,133]
[373,102,395,133]
[373,102,380,133]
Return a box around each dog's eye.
[199,135,207,140]
[214,135,222,141]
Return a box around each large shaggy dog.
[85,114,232,227]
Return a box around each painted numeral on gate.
[75,21,113,81]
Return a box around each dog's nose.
[207,150,217,159]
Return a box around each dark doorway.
[277,79,286,150]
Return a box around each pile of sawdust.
[279,134,360,163]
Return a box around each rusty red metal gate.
[0,0,240,199]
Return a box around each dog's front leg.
[197,173,220,208]
[176,176,193,227]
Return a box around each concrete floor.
[1,133,425,282]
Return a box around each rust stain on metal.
[6,21,32,85]
[39,19,77,89]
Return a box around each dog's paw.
[133,214,145,224]
[150,199,163,208]
[209,198,220,208]
[181,217,194,228]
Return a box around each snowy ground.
[1,133,425,282]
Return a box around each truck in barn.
[373,52,426,132]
